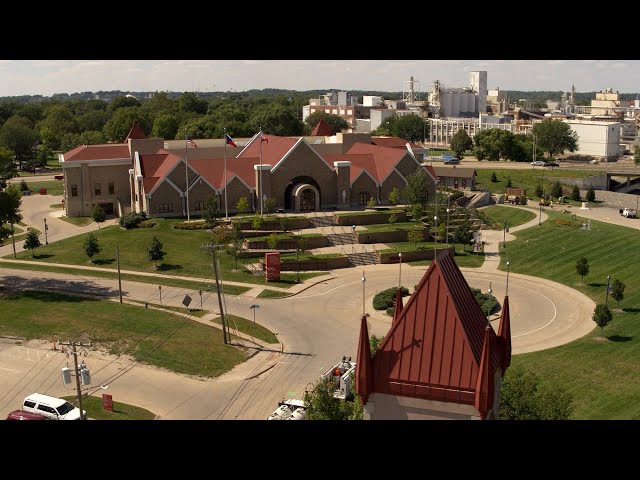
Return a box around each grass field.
[257,289,291,299]
[335,210,403,217]
[363,222,423,232]
[5,219,323,288]
[62,395,156,420]
[23,180,64,196]
[213,314,279,344]
[59,216,93,227]
[475,168,601,197]
[391,242,485,268]
[0,260,250,296]
[481,205,537,228]
[0,291,247,378]
[500,210,640,419]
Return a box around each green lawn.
[10,227,41,245]
[59,216,93,227]
[391,242,485,268]
[248,232,322,242]
[213,313,279,344]
[336,210,403,217]
[363,222,422,233]
[500,210,640,419]
[481,205,537,228]
[257,289,291,299]
[5,219,323,289]
[62,395,156,420]
[279,251,343,261]
[0,291,247,378]
[23,180,64,196]
[475,168,602,196]
[127,299,209,318]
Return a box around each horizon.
[1,60,639,98]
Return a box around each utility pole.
[59,341,91,420]
[43,218,48,244]
[201,243,228,344]
[10,222,16,258]
[116,246,122,303]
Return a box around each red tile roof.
[139,151,182,194]
[497,296,511,372]
[356,315,373,405]
[63,144,131,162]
[311,119,335,136]
[357,250,504,407]
[371,136,420,150]
[474,326,496,419]
[124,121,147,142]
[424,165,438,180]
[346,143,416,184]
[237,134,298,167]
[189,157,257,189]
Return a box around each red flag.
[260,133,268,143]
[225,134,237,147]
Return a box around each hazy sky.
[0,60,638,97]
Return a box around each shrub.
[367,197,376,209]
[519,195,528,205]
[173,221,210,230]
[491,172,498,183]
[570,184,581,201]
[119,212,148,229]
[20,179,29,191]
[373,286,410,311]
[251,215,264,230]
[138,221,156,228]
[586,185,596,202]
[388,214,398,224]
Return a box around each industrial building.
[564,120,621,160]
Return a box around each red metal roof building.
[356,249,511,420]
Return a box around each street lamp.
[487,282,493,323]
[361,272,366,317]
[606,275,611,305]
[43,218,48,245]
[446,208,450,246]
[503,219,507,249]
[398,252,402,288]
[433,215,438,258]
[506,261,510,296]
[539,203,542,226]
[250,304,260,325]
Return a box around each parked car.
[544,162,560,167]
[21,393,86,420]
[531,161,546,166]
[443,158,460,165]
[6,410,48,420]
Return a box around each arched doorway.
[292,183,320,212]
[284,176,321,210]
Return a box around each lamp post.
[398,252,402,288]
[446,208,450,246]
[43,218,48,245]
[506,261,510,296]
[361,271,366,317]
[296,243,300,284]
[606,275,611,305]
[503,219,507,249]
[487,282,493,323]
[539,203,542,226]
[250,304,259,326]
[433,215,438,258]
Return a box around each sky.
[0,60,638,97]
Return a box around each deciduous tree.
[611,278,625,308]
[146,236,166,269]
[23,230,41,258]
[450,129,473,159]
[592,303,613,338]
[532,119,578,158]
[83,232,101,262]
[576,257,589,285]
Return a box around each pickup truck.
[620,208,637,218]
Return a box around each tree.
[388,186,400,205]
[455,219,474,252]
[202,196,221,227]
[303,376,363,420]
[249,103,304,136]
[20,179,28,191]
[178,92,209,115]
[0,116,38,169]
[506,177,512,188]
[38,105,78,150]
[252,214,263,230]
[388,214,397,224]
[304,111,349,135]
[82,232,101,263]
[23,230,41,258]
[370,334,385,356]
[532,119,578,158]
[267,233,278,250]
[450,129,473,159]
[407,228,423,249]
[570,184,581,201]
[576,257,589,285]
[586,185,596,202]
[404,169,429,205]
[226,222,244,270]
[103,107,151,142]
[491,172,498,183]
[279,216,290,233]
[146,236,166,269]
[550,180,563,199]
[499,365,574,420]
[0,185,22,244]
[611,278,625,308]
[0,147,17,189]
[372,114,426,142]
[265,197,277,216]
[236,196,250,215]
[151,113,179,140]
[473,129,516,161]
[366,197,376,209]
[535,183,543,198]
[411,203,424,222]
[592,303,613,339]
[91,204,106,229]
[108,95,141,111]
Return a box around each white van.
[22,393,86,420]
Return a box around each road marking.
[0,367,20,373]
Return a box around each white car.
[22,393,86,420]
[531,161,545,166]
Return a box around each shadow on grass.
[5,290,99,303]
[0,276,123,299]
[607,335,633,342]
[34,254,54,259]
[623,308,640,313]
[157,264,183,271]
[587,283,606,287]
[92,258,115,265]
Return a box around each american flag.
[186,136,198,149]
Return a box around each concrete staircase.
[327,232,358,246]
[309,214,336,228]
[346,250,379,266]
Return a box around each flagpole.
[224,128,228,220]
[259,128,263,217]
[185,130,190,222]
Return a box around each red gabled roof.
[139,151,182,193]
[188,157,257,190]
[236,134,298,167]
[63,144,131,162]
[371,136,420,150]
[362,250,502,406]
[424,165,438,180]
[325,153,379,185]
[346,143,414,184]
[124,121,147,142]
[311,119,335,136]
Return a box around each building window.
[71,185,78,197]
[462,179,467,189]
[159,202,174,213]
[357,192,370,206]
[95,183,101,196]
[108,182,115,195]
[332,109,338,115]
[346,109,352,115]
[194,201,204,212]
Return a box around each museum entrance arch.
[291,184,320,212]
[284,176,321,210]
